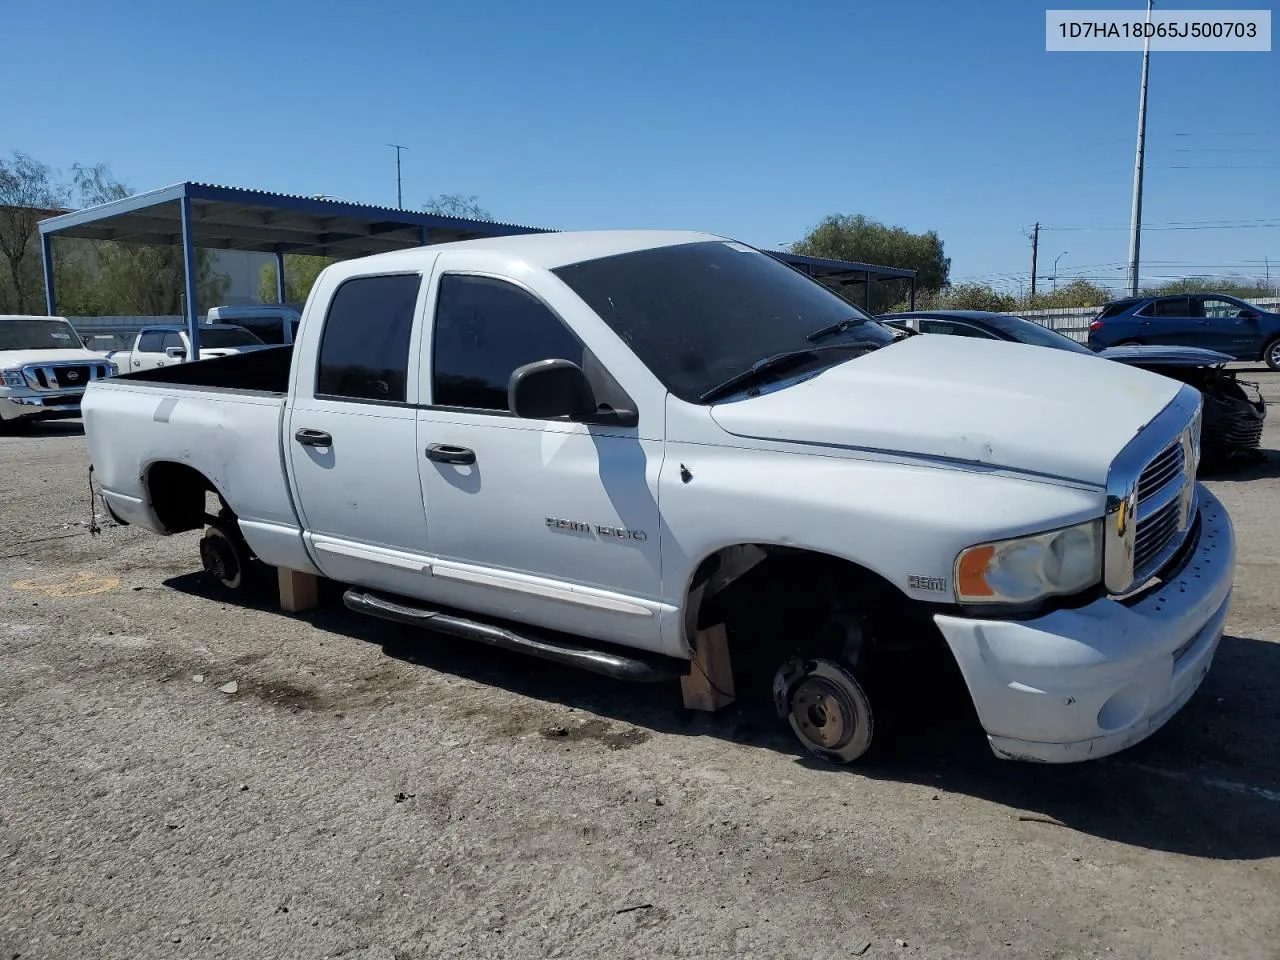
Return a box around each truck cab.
[0,314,117,427]
[120,324,269,373]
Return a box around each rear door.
[285,269,437,598]
[1197,296,1260,358]
[1135,297,1204,346]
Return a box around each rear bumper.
[934,485,1235,763]
[0,392,84,422]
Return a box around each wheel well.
[684,545,939,663]
[145,462,222,534]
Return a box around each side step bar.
[343,588,689,683]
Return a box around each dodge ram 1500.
[82,230,1235,765]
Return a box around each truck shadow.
[3,420,85,438]
[165,570,1280,861]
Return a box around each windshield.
[552,240,895,402]
[0,319,81,351]
[202,328,263,349]
[985,314,1094,354]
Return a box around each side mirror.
[165,346,187,360]
[508,359,638,427]
[1240,309,1259,321]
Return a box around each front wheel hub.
[200,528,243,589]
[774,658,874,764]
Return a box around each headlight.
[955,518,1103,604]
[1,369,25,388]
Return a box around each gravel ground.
[2,368,1279,960]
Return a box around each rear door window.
[1144,297,1199,318]
[316,273,422,403]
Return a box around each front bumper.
[0,391,84,422]
[934,484,1234,763]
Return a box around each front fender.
[657,442,1105,609]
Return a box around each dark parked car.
[879,310,1267,462]
[1087,293,1280,370]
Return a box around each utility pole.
[388,144,408,209]
[1126,0,1154,297]
[1029,222,1040,301]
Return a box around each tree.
[924,283,1018,312]
[0,152,70,313]
[423,193,492,220]
[1141,276,1276,299]
[1026,279,1114,310]
[792,213,950,313]
[258,254,334,304]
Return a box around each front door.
[286,270,436,597]
[1197,296,1261,358]
[414,269,665,652]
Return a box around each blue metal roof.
[38,180,915,285]
[38,181,550,258]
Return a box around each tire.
[1264,337,1280,372]
[1116,339,1144,347]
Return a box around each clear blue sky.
[5,0,1278,292]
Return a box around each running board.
[343,588,688,683]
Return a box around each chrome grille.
[1103,384,1203,595]
[1134,497,1181,573]
[21,363,111,392]
[1137,441,1184,503]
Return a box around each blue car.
[1088,293,1280,370]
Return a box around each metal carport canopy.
[38,181,916,352]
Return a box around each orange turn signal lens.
[956,545,996,599]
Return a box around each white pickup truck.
[108,323,271,373]
[1,314,118,429]
[81,231,1235,765]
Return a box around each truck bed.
[83,354,307,572]
[113,345,293,395]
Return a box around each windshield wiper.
[698,344,878,403]
[806,317,868,342]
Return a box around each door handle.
[295,427,333,447]
[425,443,476,465]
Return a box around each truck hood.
[0,348,103,367]
[708,335,1183,486]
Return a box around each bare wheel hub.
[775,658,874,764]
[200,526,244,589]
[792,677,855,750]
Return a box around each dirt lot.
[2,369,1279,960]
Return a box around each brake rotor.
[776,658,874,764]
[200,527,243,589]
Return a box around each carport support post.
[179,194,201,355]
[909,276,916,311]
[274,249,287,304]
[864,271,872,312]
[40,231,56,315]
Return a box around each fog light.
[1096,683,1149,732]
